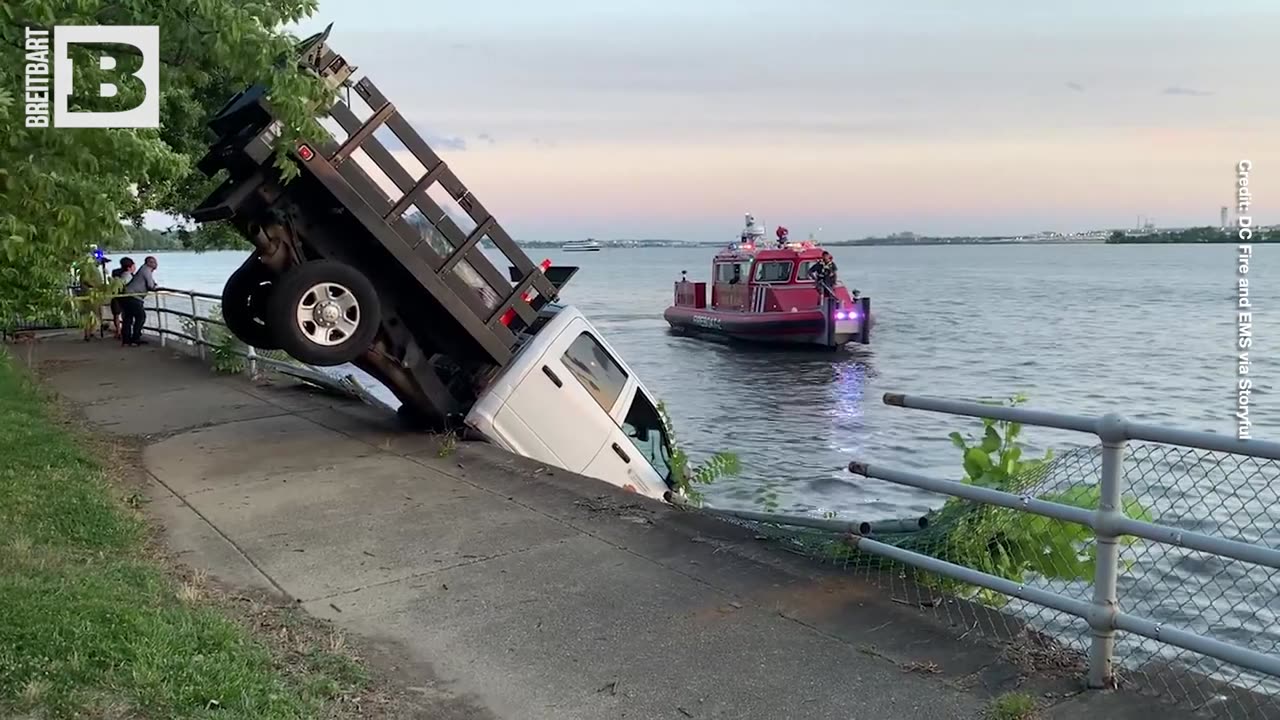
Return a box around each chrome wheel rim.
[294,282,360,346]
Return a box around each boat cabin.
[674,240,854,314]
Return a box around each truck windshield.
[621,390,673,484]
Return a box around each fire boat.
[663,215,873,349]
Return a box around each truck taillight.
[297,144,314,161]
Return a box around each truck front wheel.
[221,256,280,350]
[266,260,382,366]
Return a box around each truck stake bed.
[191,25,578,428]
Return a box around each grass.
[986,691,1039,720]
[0,349,369,719]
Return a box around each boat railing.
[846,393,1280,717]
[672,280,705,308]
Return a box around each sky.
[158,1,1280,241]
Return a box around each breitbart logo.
[23,25,159,129]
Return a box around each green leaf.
[948,431,967,449]
[980,425,1001,453]
[963,447,992,480]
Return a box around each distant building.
[1221,206,1229,229]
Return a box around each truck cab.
[189,26,676,502]
[467,304,674,499]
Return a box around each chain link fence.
[723,427,1280,719]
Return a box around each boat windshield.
[714,262,747,283]
[753,260,794,283]
[621,389,674,485]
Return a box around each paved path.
[20,337,1201,719]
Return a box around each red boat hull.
[663,303,870,348]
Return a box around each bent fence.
[140,287,267,376]
[140,287,393,409]
[7,285,306,379]
[831,395,1279,720]
[3,286,390,409]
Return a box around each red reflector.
[500,259,554,327]
[297,144,314,161]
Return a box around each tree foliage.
[103,222,250,252]
[0,0,332,322]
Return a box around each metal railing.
[845,393,1280,717]
[134,287,391,410]
[139,287,269,377]
[5,283,388,410]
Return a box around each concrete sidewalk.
[20,337,1202,720]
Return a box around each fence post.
[1088,413,1129,688]
[246,345,258,379]
[154,292,166,348]
[190,293,204,361]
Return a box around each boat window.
[715,262,746,283]
[562,332,629,413]
[621,390,673,484]
[753,261,794,283]
[796,260,819,281]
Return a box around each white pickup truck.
[190,26,676,503]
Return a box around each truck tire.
[221,256,281,350]
[266,260,381,366]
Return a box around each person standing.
[811,251,838,300]
[109,259,129,338]
[117,257,150,346]
[126,256,159,293]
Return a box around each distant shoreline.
[828,239,1105,247]
[517,239,1111,249]
[1104,227,1275,245]
[1104,237,1277,245]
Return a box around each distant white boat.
[563,238,602,252]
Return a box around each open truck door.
[466,307,671,500]
[582,383,673,499]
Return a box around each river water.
[143,242,1279,694]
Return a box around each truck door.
[582,383,673,499]
[502,317,630,474]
